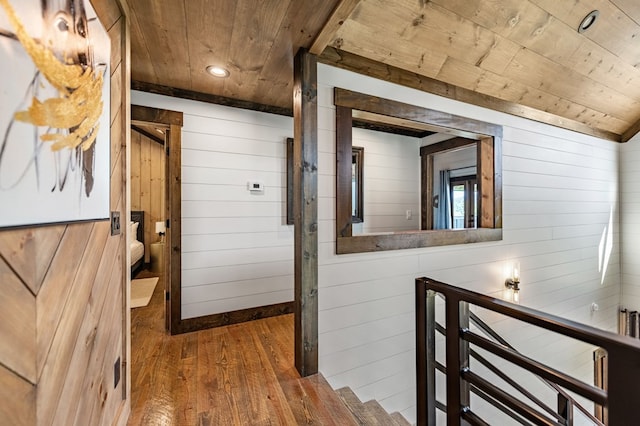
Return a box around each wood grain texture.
[310,0,363,55]
[320,47,622,142]
[0,1,130,425]
[478,136,495,228]
[335,88,505,138]
[168,124,183,334]
[0,258,36,384]
[293,49,319,377]
[130,0,339,110]
[130,129,165,263]
[328,0,640,137]
[336,229,503,254]
[132,81,293,117]
[131,103,184,126]
[37,222,110,424]
[126,0,640,141]
[336,106,354,238]
[36,223,93,376]
[335,88,502,253]
[179,302,294,333]
[421,154,433,230]
[0,364,35,426]
[129,277,359,426]
[0,226,64,295]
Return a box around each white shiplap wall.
[317,64,620,424]
[131,91,294,319]
[621,137,640,310]
[352,128,420,233]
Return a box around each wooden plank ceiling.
[129,0,640,142]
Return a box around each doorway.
[131,105,183,333]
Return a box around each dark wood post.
[607,346,640,425]
[293,48,319,377]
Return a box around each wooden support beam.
[293,48,319,377]
[621,117,640,142]
[166,124,182,335]
[309,0,362,55]
[131,104,183,126]
[132,80,293,117]
[320,48,622,142]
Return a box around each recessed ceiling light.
[206,65,230,78]
[578,10,599,33]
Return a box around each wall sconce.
[505,261,520,303]
[155,221,166,242]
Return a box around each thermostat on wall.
[248,181,264,192]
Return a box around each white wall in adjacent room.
[351,127,421,234]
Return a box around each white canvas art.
[0,0,111,227]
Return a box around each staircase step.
[336,387,405,426]
[300,374,359,425]
[363,400,398,425]
[390,411,411,425]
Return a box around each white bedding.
[131,240,144,265]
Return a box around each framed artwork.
[0,0,111,228]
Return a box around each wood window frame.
[335,88,502,254]
[286,137,294,225]
[351,146,364,223]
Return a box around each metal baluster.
[557,392,573,425]
[446,294,462,426]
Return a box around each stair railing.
[416,277,640,426]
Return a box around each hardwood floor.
[128,271,359,425]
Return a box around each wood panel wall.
[317,63,620,424]
[0,1,130,424]
[130,130,165,262]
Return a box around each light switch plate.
[110,211,121,235]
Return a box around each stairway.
[336,387,411,426]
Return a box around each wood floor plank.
[252,316,322,425]
[129,270,397,426]
[196,327,244,425]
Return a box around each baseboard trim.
[176,301,294,334]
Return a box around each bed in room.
[130,210,145,277]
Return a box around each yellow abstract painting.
[0,0,110,227]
